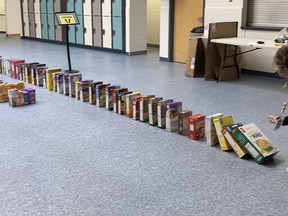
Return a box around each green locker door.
[67,0,74,11]
[69,25,76,43]
[47,13,55,40]
[112,0,122,17]
[112,16,122,50]
[40,0,47,13]
[47,0,54,14]
[75,0,83,16]
[76,15,84,44]
[41,13,48,39]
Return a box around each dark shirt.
[282,116,288,126]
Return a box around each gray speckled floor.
[0,35,288,216]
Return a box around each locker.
[55,19,63,41]
[35,13,42,38]
[67,0,74,11]
[101,0,111,17]
[22,0,28,13]
[47,0,54,14]
[68,25,76,43]
[29,12,36,38]
[102,16,112,48]
[23,12,30,36]
[112,0,122,17]
[83,0,92,16]
[112,16,122,50]
[34,0,41,14]
[54,0,61,12]
[47,13,55,40]
[28,0,35,13]
[92,15,102,47]
[40,0,47,14]
[92,0,101,16]
[41,13,48,39]
[75,15,84,44]
[75,0,83,16]
[84,15,93,46]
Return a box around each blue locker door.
[47,0,54,14]
[75,0,83,16]
[67,0,74,11]
[76,15,84,44]
[112,16,122,50]
[112,0,122,17]
[40,0,47,13]
[69,25,76,43]
[41,13,48,39]
[47,13,55,40]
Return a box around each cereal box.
[105,85,120,110]
[36,66,47,87]
[205,113,223,146]
[224,123,247,158]
[46,68,62,91]
[10,59,25,79]
[140,95,155,122]
[113,88,128,113]
[96,83,110,107]
[80,80,94,102]
[166,102,182,132]
[53,72,65,92]
[75,81,81,100]
[132,96,143,120]
[68,73,82,97]
[178,110,193,136]
[188,114,205,140]
[126,92,141,118]
[32,64,46,85]
[157,99,173,129]
[148,97,163,126]
[24,87,36,104]
[63,73,70,95]
[213,115,234,151]
[232,123,279,163]
[56,73,65,94]
[25,62,39,84]
[89,81,103,105]
[118,91,132,115]
[8,89,18,107]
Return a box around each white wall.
[159,0,169,59]
[5,0,21,35]
[147,0,160,45]
[126,0,147,54]
[204,0,277,73]
[0,0,5,32]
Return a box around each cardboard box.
[96,83,110,107]
[148,97,163,126]
[36,66,47,87]
[232,123,279,163]
[213,114,234,151]
[68,73,82,97]
[89,81,103,105]
[56,73,65,94]
[140,95,155,122]
[157,99,173,129]
[178,110,193,136]
[132,96,143,120]
[118,91,132,115]
[224,123,247,158]
[185,36,205,77]
[80,80,94,102]
[188,114,205,140]
[113,88,128,113]
[126,92,141,117]
[106,85,120,110]
[46,68,62,91]
[205,113,223,146]
[204,22,239,81]
[166,102,182,132]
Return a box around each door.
[112,0,122,17]
[92,0,101,16]
[22,0,28,13]
[112,16,122,50]
[47,13,55,40]
[76,15,84,44]
[84,15,93,45]
[23,12,30,36]
[83,0,92,16]
[173,0,203,63]
[29,12,36,37]
[41,13,48,39]
[75,0,83,16]
[92,15,102,47]
[35,13,42,38]
[102,0,111,16]
[102,16,112,48]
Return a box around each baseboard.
[241,69,280,79]
[147,43,160,48]
[6,34,20,37]
[160,57,168,62]
[126,50,147,56]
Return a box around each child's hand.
[267,115,278,124]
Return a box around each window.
[246,0,288,30]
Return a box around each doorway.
[172,0,203,63]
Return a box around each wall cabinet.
[21,0,125,51]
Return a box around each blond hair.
[273,45,288,75]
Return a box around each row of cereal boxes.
[0,80,35,107]
[0,58,279,164]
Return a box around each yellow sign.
[59,15,76,25]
